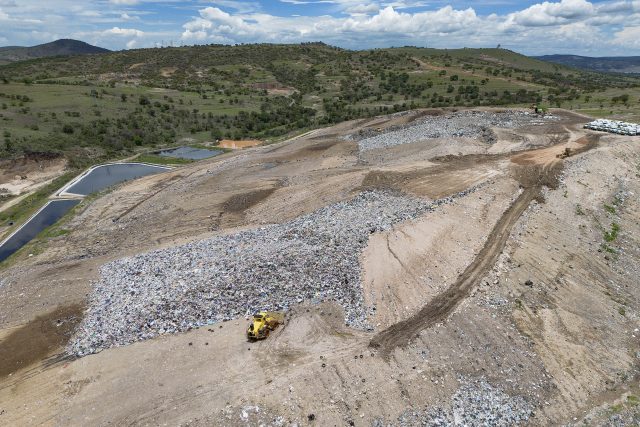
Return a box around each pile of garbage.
[394,378,533,426]
[68,188,479,356]
[584,119,640,136]
[356,110,558,151]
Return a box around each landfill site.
[584,119,640,136]
[1,108,639,426]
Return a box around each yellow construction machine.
[246,311,284,340]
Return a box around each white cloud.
[120,13,137,21]
[177,1,640,55]
[344,3,379,16]
[109,0,139,5]
[614,25,640,47]
[183,5,480,44]
[2,0,640,55]
[103,26,144,37]
[509,0,595,27]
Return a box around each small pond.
[0,199,80,262]
[157,146,223,160]
[63,163,170,196]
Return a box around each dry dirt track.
[370,134,599,357]
[1,109,639,426]
[370,187,539,357]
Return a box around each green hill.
[0,42,638,167]
[536,55,640,74]
[0,39,110,65]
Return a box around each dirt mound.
[369,186,538,357]
[2,109,638,425]
[0,304,83,379]
[218,139,263,149]
[222,187,278,213]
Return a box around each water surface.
[0,199,80,262]
[158,146,223,160]
[64,163,169,196]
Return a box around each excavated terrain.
[0,108,639,426]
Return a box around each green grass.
[604,223,621,242]
[0,171,76,232]
[604,204,616,214]
[1,43,639,166]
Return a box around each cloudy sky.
[0,0,639,56]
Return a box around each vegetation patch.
[604,222,620,242]
[0,171,76,229]
[1,43,639,166]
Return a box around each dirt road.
[1,109,638,425]
[370,130,598,357]
[370,186,538,356]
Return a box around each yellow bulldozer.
[246,311,284,340]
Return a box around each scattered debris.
[69,188,480,356]
[584,119,640,136]
[354,110,558,151]
[396,378,533,426]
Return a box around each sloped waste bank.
[356,110,558,151]
[69,188,478,356]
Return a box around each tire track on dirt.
[370,131,600,358]
[370,186,539,358]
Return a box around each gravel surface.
[69,188,479,356]
[356,110,558,151]
[395,377,533,426]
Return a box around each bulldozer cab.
[246,311,283,341]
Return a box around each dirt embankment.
[0,304,82,381]
[4,108,638,425]
[0,155,67,198]
[370,131,599,357]
[218,139,263,149]
[370,186,538,356]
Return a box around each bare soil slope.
[1,108,639,426]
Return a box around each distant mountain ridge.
[536,54,640,74]
[0,39,110,65]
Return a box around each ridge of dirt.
[0,304,83,380]
[369,186,538,357]
[369,131,600,358]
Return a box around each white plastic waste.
[584,119,640,136]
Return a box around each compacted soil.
[1,108,639,426]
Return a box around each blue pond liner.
[0,199,80,262]
[157,146,223,160]
[64,163,169,196]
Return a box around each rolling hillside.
[536,54,640,74]
[0,43,638,168]
[0,39,110,65]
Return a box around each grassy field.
[0,171,77,239]
[0,43,639,264]
[0,43,638,166]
